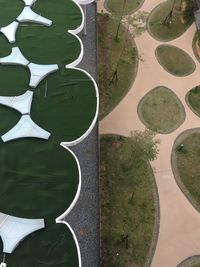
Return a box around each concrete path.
[98,0,200,266]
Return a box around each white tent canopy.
[1,115,51,142]
[0,90,33,114]
[28,63,59,88]
[0,212,44,254]
[0,47,29,66]
[0,22,19,44]
[17,6,52,26]
[0,47,59,88]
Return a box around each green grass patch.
[186,85,200,117]
[156,45,195,76]
[138,86,185,134]
[98,14,138,119]
[100,133,157,267]
[172,129,200,213]
[147,0,193,41]
[105,0,144,16]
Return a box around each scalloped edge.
[55,1,98,267]
[56,144,82,267]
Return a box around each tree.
[109,48,123,85]
[107,130,159,256]
[115,0,127,41]
[120,129,159,173]
[182,0,194,22]
[162,0,176,26]
[162,0,194,26]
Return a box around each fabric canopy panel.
[0,213,44,254]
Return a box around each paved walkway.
[98,0,200,266]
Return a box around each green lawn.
[172,129,200,213]
[105,0,144,16]
[0,0,98,266]
[100,135,157,267]
[186,85,200,117]
[147,0,193,41]
[156,45,195,76]
[138,86,185,134]
[0,0,23,27]
[98,14,138,119]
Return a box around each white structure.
[17,7,52,26]
[0,22,19,44]
[28,63,58,87]
[0,47,29,66]
[0,212,44,253]
[0,91,33,114]
[0,263,6,267]
[0,48,58,87]
[1,115,51,142]
[23,0,37,6]
[75,0,95,4]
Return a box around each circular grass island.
[155,45,196,76]
[172,129,200,212]
[147,0,193,42]
[105,0,144,16]
[177,256,200,267]
[186,85,200,117]
[138,86,185,134]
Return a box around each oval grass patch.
[138,86,185,133]
[155,45,195,76]
[147,0,193,41]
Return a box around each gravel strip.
[65,3,100,267]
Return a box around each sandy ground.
[98,0,200,266]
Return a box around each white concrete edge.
[67,32,84,68]
[71,0,85,34]
[56,220,82,267]
[55,144,82,267]
[66,0,84,68]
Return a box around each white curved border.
[64,1,99,147]
[56,144,82,267]
[62,0,99,148]
[55,1,99,267]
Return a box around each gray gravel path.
[65,3,100,267]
